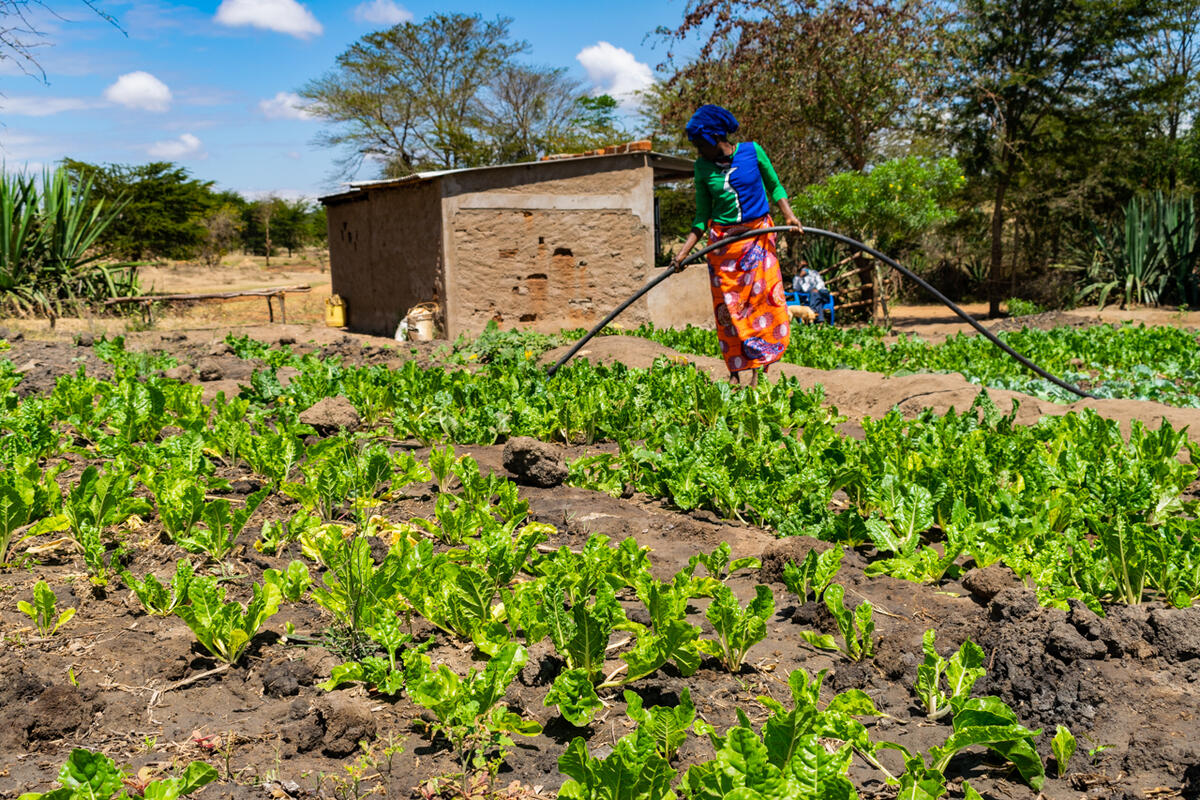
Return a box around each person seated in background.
[793,266,830,324]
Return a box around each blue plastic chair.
[785,289,836,324]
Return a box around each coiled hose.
[547,225,1093,400]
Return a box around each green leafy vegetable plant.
[174,575,282,664]
[798,583,876,661]
[557,734,677,800]
[914,629,985,720]
[263,559,311,603]
[623,687,695,762]
[1052,724,1076,776]
[121,559,195,616]
[781,546,843,603]
[17,747,216,800]
[697,584,773,672]
[174,488,269,562]
[18,580,75,637]
[405,642,541,793]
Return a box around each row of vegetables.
[1,328,1189,798]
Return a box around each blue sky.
[0,0,692,199]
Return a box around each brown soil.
[2,324,1200,800]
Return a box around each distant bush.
[1,167,138,317]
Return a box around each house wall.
[441,157,710,337]
[327,180,444,336]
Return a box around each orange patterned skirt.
[705,215,790,373]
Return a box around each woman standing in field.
[670,104,803,386]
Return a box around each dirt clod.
[1148,606,1200,662]
[74,332,94,347]
[261,659,316,697]
[298,396,361,434]
[23,684,101,744]
[961,564,1018,603]
[164,364,194,381]
[316,695,377,756]
[502,437,568,488]
[196,357,224,381]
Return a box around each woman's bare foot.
[748,369,760,387]
[727,372,741,387]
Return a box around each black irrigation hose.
[548,225,1095,400]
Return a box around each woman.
[670,105,803,386]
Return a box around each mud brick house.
[319,143,699,337]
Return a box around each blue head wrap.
[686,105,739,146]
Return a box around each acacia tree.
[1125,0,1200,192]
[300,13,527,177]
[0,1,121,80]
[482,64,583,162]
[942,0,1155,316]
[654,0,948,191]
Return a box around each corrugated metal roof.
[319,150,693,203]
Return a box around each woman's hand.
[670,256,687,273]
[784,213,804,234]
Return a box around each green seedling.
[255,508,322,555]
[18,580,75,637]
[698,584,774,672]
[1052,724,1076,776]
[781,545,843,603]
[263,559,311,602]
[798,583,876,661]
[121,559,195,616]
[915,628,986,720]
[175,488,269,562]
[174,575,281,664]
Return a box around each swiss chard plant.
[781,546,843,603]
[405,642,541,793]
[17,747,216,800]
[914,629,985,720]
[174,488,269,562]
[557,734,677,800]
[697,584,773,672]
[63,466,151,587]
[18,580,75,638]
[263,559,311,603]
[623,687,696,763]
[121,559,195,616]
[798,583,876,662]
[174,575,282,664]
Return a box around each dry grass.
[1,249,333,340]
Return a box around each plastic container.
[406,303,437,341]
[324,294,346,327]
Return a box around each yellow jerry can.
[325,294,347,327]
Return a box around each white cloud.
[147,133,205,159]
[576,42,653,108]
[353,0,412,25]
[215,0,323,39]
[104,71,172,112]
[259,91,315,120]
[0,96,98,116]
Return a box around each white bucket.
[406,304,436,341]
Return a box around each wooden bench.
[103,285,312,325]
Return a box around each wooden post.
[278,292,287,325]
[266,296,275,323]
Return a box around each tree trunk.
[988,171,1010,319]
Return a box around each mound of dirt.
[989,310,1100,333]
[503,436,568,487]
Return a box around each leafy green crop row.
[626,321,1200,407]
